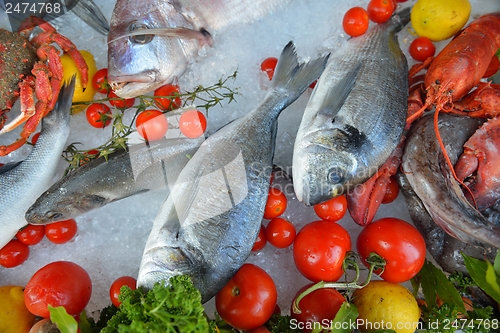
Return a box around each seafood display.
[0,78,75,250]
[137,42,328,302]
[292,8,409,206]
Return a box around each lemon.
[0,285,36,333]
[60,50,98,113]
[411,0,471,42]
[352,281,420,333]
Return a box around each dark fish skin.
[402,113,500,248]
[25,136,203,224]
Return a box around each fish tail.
[42,76,75,128]
[271,41,329,105]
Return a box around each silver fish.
[107,0,290,98]
[402,113,500,248]
[292,9,410,205]
[0,78,74,249]
[137,42,329,302]
[25,133,204,224]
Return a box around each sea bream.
[107,0,290,98]
[137,42,329,302]
[292,9,410,205]
[0,78,74,249]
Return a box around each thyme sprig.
[63,72,238,173]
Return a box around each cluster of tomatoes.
[0,219,77,269]
[86,69,207,141]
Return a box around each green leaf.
[462,252,500,303]
[48,305,78,333]
[325,302,359,333]
[494,249,500,275]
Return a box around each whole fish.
[137,42,329,302]
[0,78,74,249]
[107,0,290,98]
[25,133,204,224]
[402,113,500,248]
[292,9,410,205]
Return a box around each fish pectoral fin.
[79,194,109,209]
[107,28,213,46]
[318,63,362,121]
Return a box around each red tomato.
[483,55,500,78]
[409,37,436,62]
[342,7,369,37]
[293,220,351,282]
[290,284,345,333]
[179,110,207,138]
[107,90,135,109]
[252,224,267,252]
[24,261,92,318]
[263,187,287,219]
[382,176,400,204]
[0,239,29,268]
[313,195,347,221]
[260,57,278,80]
[135,109,169,141]
[109,276,137,307]
[357,217,426,283]
[247,327,271,333]
[45,219,78,244]
[92,68,109,94]
[31,132,40,145]
[265,217,296,248]
[16,224,45,246]
[86,103,112,128]
[215,263,277,330]
[367,0,396,23]
[154,84,181,111]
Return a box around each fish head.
[107,0,193,98]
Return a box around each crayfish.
[0,16,88,156]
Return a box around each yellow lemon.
[352,281,420,333]
[411,0,471,42]
[0,285,36,333]
[60,50,98,113]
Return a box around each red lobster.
[348,12,500,226]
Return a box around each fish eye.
[327,167,344,184]
[46,211,63,220]
[129,22,153,44]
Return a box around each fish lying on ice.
[137,42,329,302]
[292,8,410,205]
[25,130,204,224]
[0,78,74,249]
[402,113,500,248]
[107,0,290,98]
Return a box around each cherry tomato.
[215,263,277,330]
[252,224,267,252]
[0,239,29,268]
[265,217,296,248]
[290,283,345,333]
[483,54,500,78]
[293,220,351,282]
[263,187,287,219]
[260,57,278,80]
[109,276,137,307]
[357,217,426,283]
[382,176,400,204]
[313,195,347,221]
[107,90,135,109]
[92,68,110,94]
[86,103,112,128]
[342,7,369,37]
[367,0,396,23]
[31,132,40,145]
[16,224,45,246]
[179,109,207,138]
[154,84,181,111]
[24,261,92,318]
[409,37,436,62]
[135,109,169,142]
[45,219,78,244]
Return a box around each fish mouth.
[108,72,158,98]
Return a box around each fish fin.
[107,28,213,46]
[318,63,361,120]
[0,161,22,175]
[70,0,110,35]
[271,41,330,105]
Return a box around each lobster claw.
[347,137,405,226]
